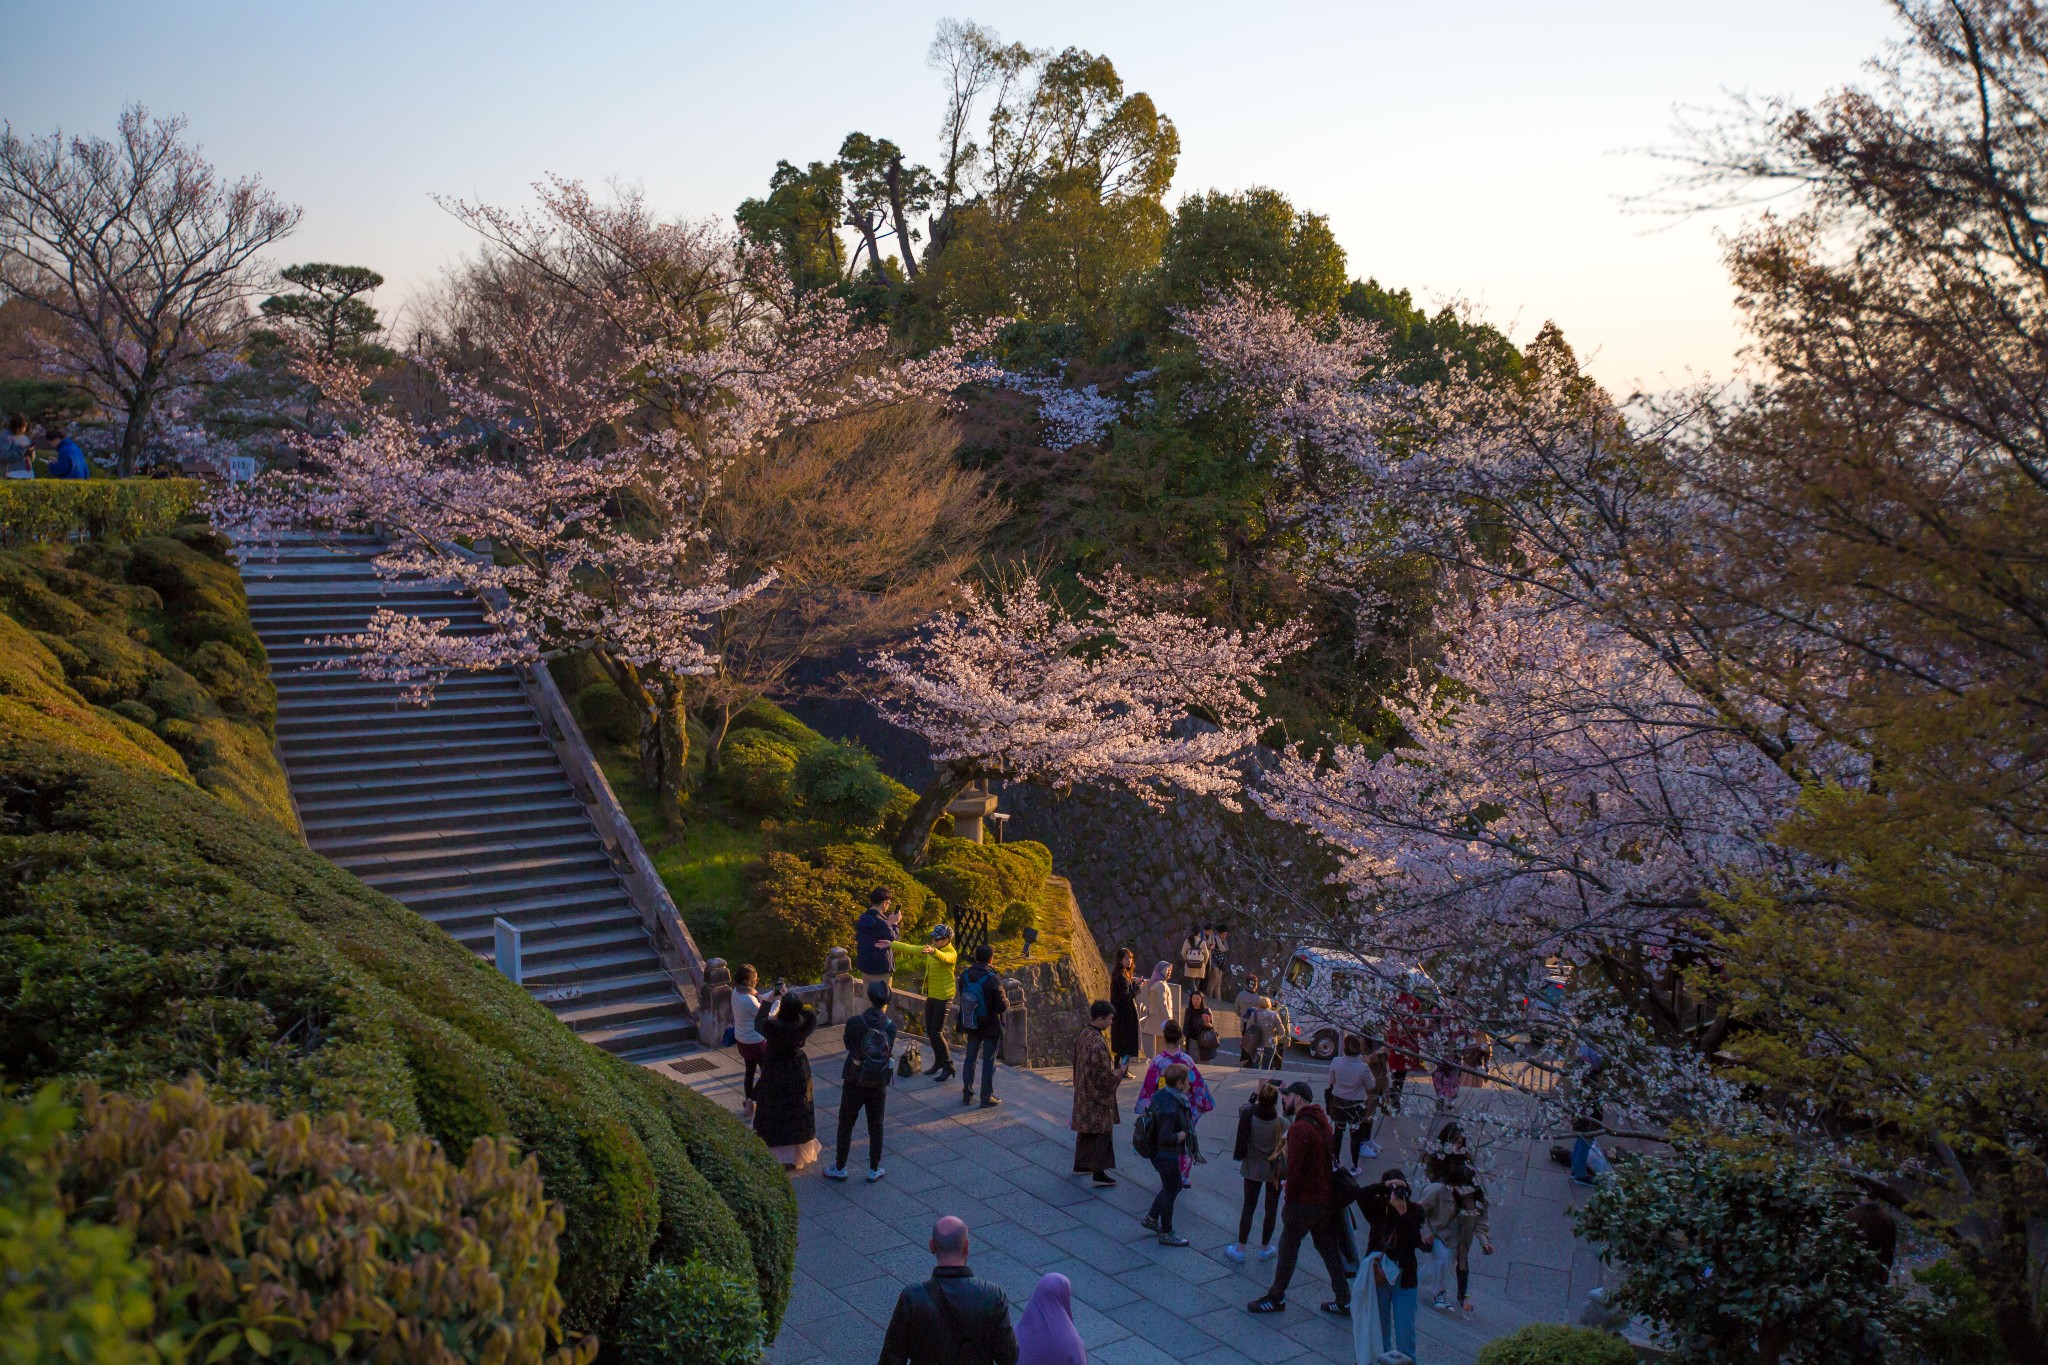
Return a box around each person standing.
[753,990,820,1170]
[1419,1157,1493,1315]
[1015,1273,1086,1365]
[1182,990,1219,1063]
[1247,997,1285,1070]
[827,980,898,1182]
[1180,926,1211,995]
[3,415,31,478]
[1247,1082,1351,1316]
[914,923,958,1084]
[856,888,899,993]
[1203,926,1228,1003]
[1109,950,1141,1065]
[1135,1021,1215,1186]
[1326,1035,1377,1171]
[732,964,767,1120]
[1070,1000,1128,1187]
[959,943,1007,1108]
[878,1216,1020,1365]
[1137,961,1177,1059]
[1355,1169,1430,1357]
[1226,1079,1288,1263]
[1140,1063,1194,1247]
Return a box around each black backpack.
[956,972,986,1031]
[1132,1110,1159,1159]
[856,1013,895,1088]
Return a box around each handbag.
[897,1042,923,1079]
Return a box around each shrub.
[998,899,1038,936]
[918,837,1050,929]
[614,1259,764,1365]
[720,729,804,816]
[1474,1324,1636,1365]
[726,698,819,746]
[0,480,202,548]
[578,680,639,747]
[57,1077,595,1365]
[0,1086,161,1364]
[793,739,897,832]
[734,844,936,981]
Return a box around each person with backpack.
[1138,1062,1195,1247]
[825,979,897,1182]
[958,943,1007,1108]
[1134,1021,1214,1186]
[914,923,958,1084]
[1247,1082,1351,1316]
[878,1216,1020,1365]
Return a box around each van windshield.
[1285,956,1313,989]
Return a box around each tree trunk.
[697,699,739,785]
[885,156,919,281]
[117,391,152,477]
[892,766,970,869]
[655,691,690,826]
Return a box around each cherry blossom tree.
[870,566,1309,866]
[230,180,994,822]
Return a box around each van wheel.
[1309,1030,1339,1061]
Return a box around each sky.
[2,1,1901,393]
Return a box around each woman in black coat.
[1109,948,1142,1064]
[753,992,820,1170]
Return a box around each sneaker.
[1432,1293,1449,1310]
[1258,1244,1277,1260]
[867,1167,886,1183]
[1157,1233,1190,1247]
[1224,1244,1246,1263]
[1319,1301,1350,1317]
[1360,1140,1380,1158]
[1246,1297,1285,1314]
[1091,1173,1117,1187]
[980,1096,1002,1108]
[1141,1214,1160,1231]
[822,1167,849,1181]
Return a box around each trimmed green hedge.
[0,480,203,547]
[0,544,796,1341]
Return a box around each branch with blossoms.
[868,566,1311,866]
[221,179,999,822]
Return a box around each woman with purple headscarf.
[1015,1273,1087,1365]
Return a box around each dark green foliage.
[735,844,936,981]
[1906,1259,2010,1364]
[727,698,820,746]
[1340,278,1523,387]
[258,262,395,365]
[917,836,1050,929]
[0,548,797,1342]
[1573,1142,1896,1364]
[1473,1324,1636,1365]
[792,739,897,832]
[720,729,803,816]
[0,481,204,549]
[1154,188,1350,319]
[578,680,639,747]
[614,1260,765,1365]
[0,378,94,425]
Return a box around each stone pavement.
[668,1032,1612,1365]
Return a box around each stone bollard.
[823,947,859,1024]
[701,957,732,1046]
[999,978,1029,1066]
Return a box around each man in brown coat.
[1070,1000,1129,1187]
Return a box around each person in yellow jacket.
[914,923,958,1083]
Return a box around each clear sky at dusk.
[2,1,1900,393]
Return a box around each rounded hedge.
[577,680,639,747]
[614,1260,764,1365]
[792,739,897,833]
[720,729,803,816]
[1473,1324,1637,1365]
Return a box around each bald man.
[877,1216,1018,1365]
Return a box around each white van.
[1273,946,1424,1060]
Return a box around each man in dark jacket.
[827,980,898,1182]
[878,1216,1018,1365]
[44,427,89,480]
[958,943,1007,1108]
[1248,1081,1352,1315]
[856,887,899,988]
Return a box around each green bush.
[918,837,1051,929]
[0,480,202,548]
[0,1086,162,1364]
[1474,1325,1636,1365]
[56,1077,595,1365]
[734,844,936,981]
[998,899,1038,936]
[720,728,804,816]
[793,739,897,832]
[0,546,797,1341]
[615,1259,764,1365]
[726,698,820,746]
[578,679,639,746]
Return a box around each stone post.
[945,780,1000,843]
[999,977,1029,1066]
[823,946,858,1024]
[701,957,732,1046]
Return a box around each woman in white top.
[1326,1034,1379,1169]
[731,964,767,1118]
[1137,961,1178,1059]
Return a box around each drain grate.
[664,1057,717,1077]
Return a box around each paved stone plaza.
[674,1028,1616,1365]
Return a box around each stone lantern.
[945,779,999,843]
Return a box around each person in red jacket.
[1247,1081,1352,1315]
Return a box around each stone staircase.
[238,532,697,1059]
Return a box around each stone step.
[288,761,570,801]
[432,889,643,942]
[550,981,689,1032]
[277,701,537,737]
[360,865,623,918]
[278,718,544,756]
[449,907,648,956]
[299,792,587,838]
[324,826,600,877]
[582,1013,698,1057]
[522,942,677,988]
[458,922,656,976]
[354,848,618,898]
